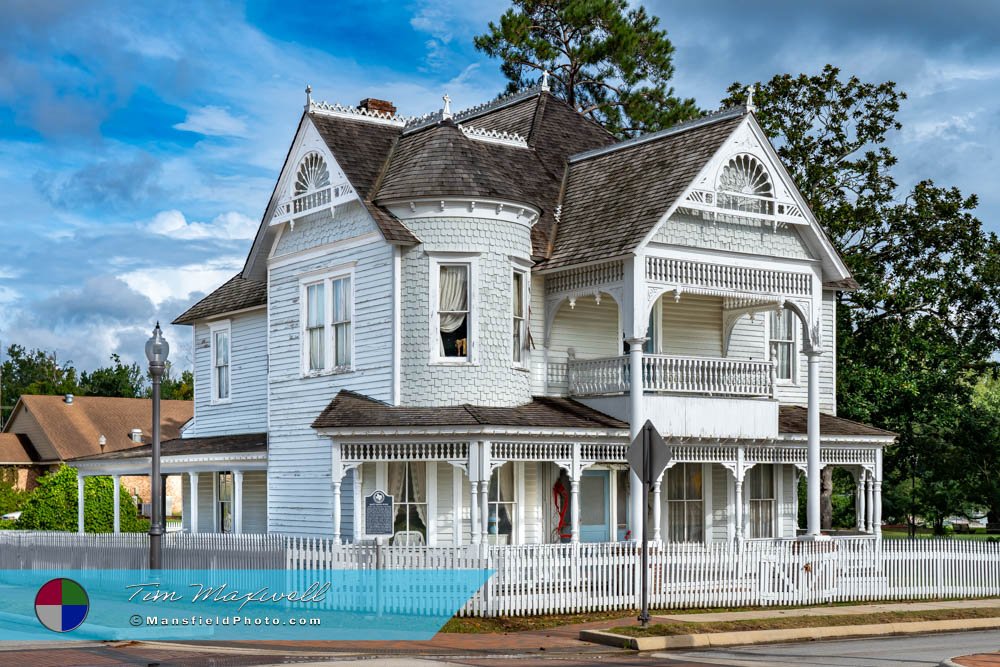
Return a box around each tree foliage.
[1,344,80,424]
[79,354,145,399]
[475,0,699,137]
[16,465,147,532]
[156,363,194,401]
[0,467,28,515]
[724,66,1000,528]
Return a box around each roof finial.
[442,93,452,120]
[745,84,756,113]
[305,84,313,110]
[541,69,550,92]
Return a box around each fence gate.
[759,541,840,604]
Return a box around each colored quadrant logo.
[35,578,89,632]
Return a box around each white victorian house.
[74,84,895,546]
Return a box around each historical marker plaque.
[365,490,394,537]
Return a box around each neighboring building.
[3,394,190,514]
[75,84,895,543]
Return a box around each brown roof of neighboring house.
[173,274,267,325]
[778,405,896,438]
[0,433,45,464]
[5,395,192,461]
[71,432,266,461]
[542,108,745,269]
[312,390,628,430]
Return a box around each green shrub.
[0,467,29,515]
[16,465,147,532]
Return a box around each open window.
[430,254,478,363]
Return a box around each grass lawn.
[882,529,997,541]
[609,606,1000,637]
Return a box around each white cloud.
[0,266,20,280]
[174,106,249,137]
[117,257,244,308]
[146,209,258,241]
[906,110,980,143]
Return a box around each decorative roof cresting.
[306,87,413,126]
[458,124,529,148]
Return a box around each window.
[301,272,353,374]
[616,469,629,540]
[666,463,703,542]
[218,471,234,533]
[388,462,427,544]
[748,465,775,539]
[435,262,471,361]
[770,310,795,381]
[488,463,516,544]
[512,270,527,364]
[210,322,231,402]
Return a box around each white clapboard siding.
[435,462,454,547]
[267,201,394,539]
[728,312,765,360]
[188,309,268,438]
[529,273,547,395]
[522,462,543,544]
[660,294,723,357]
[547,296,620,394]
[774,290,836,412]
[711,464,729,543]
[242,470,268,534]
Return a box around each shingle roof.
[6,395,192,461]
[173,274,267,325]
[0,434,44,464]
[71,432,267,461]
[778,405,896,438]
[312,390,628,430]
[543,109,745,269]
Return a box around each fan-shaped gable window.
[718,154,774,215]
[293,153,332,213]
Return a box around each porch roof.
[778,406,896,438]
[69,432,267,462]
[312,391,628,430]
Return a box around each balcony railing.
[567,354,774,398]
[270,182,356,227]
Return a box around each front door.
[579,470,611,542]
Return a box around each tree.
[1,344,80,424]
[723,66,1000,528]
[79,354,146,398]
[16,465,147,532]
[0,467,28,516]
[959,375,1000,526]
[475,0,699,138]
[157,364,194,401]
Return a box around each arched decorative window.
[718,154,774,215]
[293,153,332,213]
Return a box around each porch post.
[626,336,647,541]
[855,472,865,532]
[332,479,342,543]
[470,481,481,544]
[233,470,244,534]
[188,472,199,534]
[652,477,662,542]
[805,350,822,537]
[331,441,343,543]
[480,441,491,544]
[865,471,874,533]
[873,449,883,537]
[734,447,745,541]
[570,441,581,543]
[77,473,85,534]
[112,474,121,534]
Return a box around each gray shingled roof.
[543,109,745,269]
[71,433,267,461]
[173,274,267,325]
[779,406,896,438]
[312,390,628,430]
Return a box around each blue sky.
[0,0,997,374]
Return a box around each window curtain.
[307,284,325,370]
[388,462,405,502]
[409,462,427,525]
[438,266,467,354]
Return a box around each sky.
[0,0,997,375]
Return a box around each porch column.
[470,481,481,544]
[570,479,580,543]
[188,472,199,534]
[233,470,244,534]
[652,476,662,542]
[332,479,342,543]
[112,474,121,534]
[865,471,874,533]
[331,442,343,543]
[734,447,745,542]
[626,336,647,541]
[480,441,491,544]
[805,350,822,537]
[873,449,883,537]
[77,474,85,534]
[855,472,865,532]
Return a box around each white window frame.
[428,252,480,365]
[746,464,778,540]
[299,266,355,377]
[664,462,706,543]
[767,309,798,385]
[208,320,232,405]
[511,266,529,368]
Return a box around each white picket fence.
[2,532,998,616]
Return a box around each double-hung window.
[512,270,527,364]
[487,463,516,543]
[388,462,427,545]
[218,471,233,533]
[770,310,795,381]
[302,271,353,374]
[666,463,704,542]
[430,254,477,363]
[209,321,231,403]
[748,465,775,539]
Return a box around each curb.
[580,617,1000,651]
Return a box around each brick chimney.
[359,98,396,115]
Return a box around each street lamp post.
[145,323,169,570]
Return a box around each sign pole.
[639,422,651,627]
